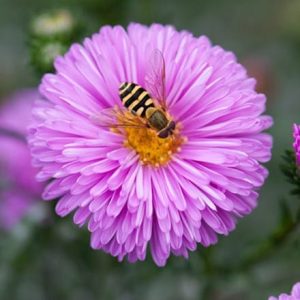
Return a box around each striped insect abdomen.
[119,82,155,117]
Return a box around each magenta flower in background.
[0,90,44,229]
[29,23,273,266]
[293,124,300,165]
[269,282,300,300]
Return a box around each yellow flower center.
[111,111,184,166]
[124,127,184,166]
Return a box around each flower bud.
[30,9,77,40]
[30,40,67,74]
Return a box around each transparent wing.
[145,49,167,110]
[90,106,147,129]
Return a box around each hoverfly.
[92,49,176,139]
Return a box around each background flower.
[269,282,300,300]
[293,124,300,165]
[29,23,273,266]
[0,90,44,229]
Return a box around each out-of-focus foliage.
[1,0,300,299]
[281,0,300,46]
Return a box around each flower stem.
[238,213,300,272]
[211,204,299,277]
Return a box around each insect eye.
[169,121,175,131]
[158,129,169,139]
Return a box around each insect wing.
[145,49,167,110]
[90,107,120,128]
[90,107,147,129]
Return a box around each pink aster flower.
[293,124,300,165]
[0,90,44,229]
[29,23,273,266]
[269,282,300,300]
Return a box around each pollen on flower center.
[111,110,184,166]
[123,126,184,166]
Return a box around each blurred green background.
[1,0,300,299]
